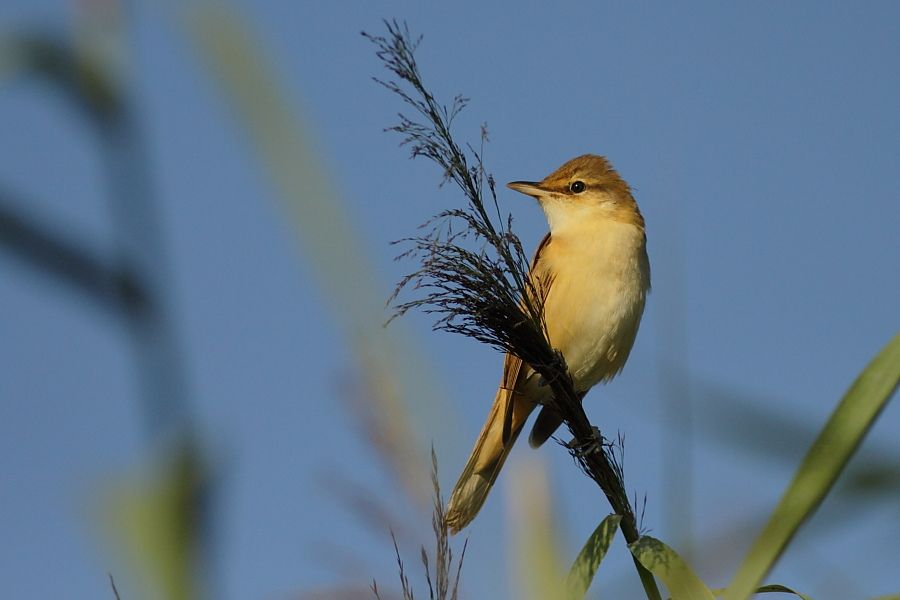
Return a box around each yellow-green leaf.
[100,441,209,600]
[182,3,442,506]
[724,334,900,600]
[629,536,714,600]
[565,514,622,599]
[509,459,568,600]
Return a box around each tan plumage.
[445,154,651,533]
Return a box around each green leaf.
[183,3,439,505]
[723,334,900,600]
[629,536,714,600]
[752,584,812,599]
[565,514,622,599]
[509,459,568,600]
[711,584,813,599]
[101,440,209,600]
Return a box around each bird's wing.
[500,232,554,445]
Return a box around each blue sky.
[1,2,899,599]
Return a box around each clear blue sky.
[1,2,898,599]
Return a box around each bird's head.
[507,154,643,233]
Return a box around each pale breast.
[539,221,650,391]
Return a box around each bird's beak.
[506,180,546,199]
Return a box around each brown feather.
[446,233,554,532]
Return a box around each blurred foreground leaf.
[724,334,900,600]
[629,536,714,600]
[565,514,621,599]
[509,459,568,600]
[102,440,210,600]
[0,32,120,119]
[182,2,437,504]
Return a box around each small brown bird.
[445,154,651,533]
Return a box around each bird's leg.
[565,426,605,457]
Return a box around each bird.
[444,154,651,533]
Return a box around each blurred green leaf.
[510,459,568,600]
[724,334,900,600]
[629,536,714,600]
[182,2,441,504]
[565,514,622,599]
[0,33,120,118]
[102,440,209,600]
[840,460,900,497]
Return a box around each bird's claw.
[565,426,604,457]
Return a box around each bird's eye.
[569,181,586,193]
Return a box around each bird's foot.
[565,426,605,457]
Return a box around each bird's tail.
[445,388,535,533]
